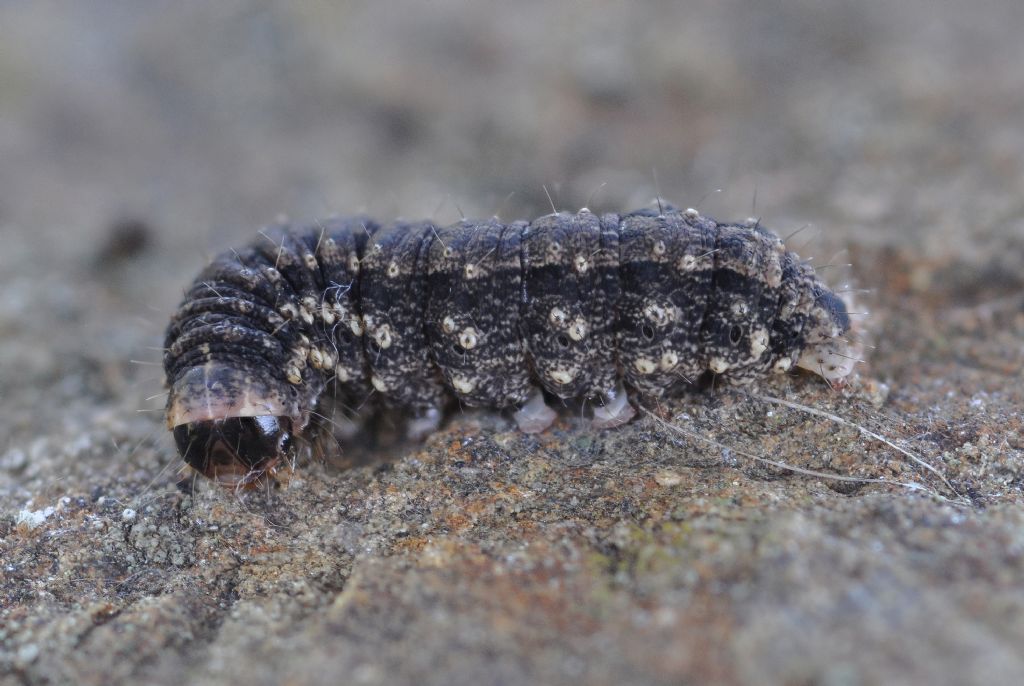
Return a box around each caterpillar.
[164,204,860,486]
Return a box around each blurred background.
[4,1,1023,243]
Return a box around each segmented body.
[164,205,855,482]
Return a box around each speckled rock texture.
[2,3,1022,685]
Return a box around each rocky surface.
[2,2,1023,685]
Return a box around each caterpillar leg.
[514,390,558,434]
[407,406,443,441]
[591,382,636,430]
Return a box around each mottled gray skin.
[522,211,621,399]
[163,205,853,479]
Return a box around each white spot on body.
[643,303,670,326]
[348,253,360,273]
[709,357,730,374]
[773,358,793,373]
[549,307,567,327]
[371,375,388,392]
[451,375,476,394]
[568,318,588,341]
[286,366,303,385]
[458,327,478,350]
[574,255,589,273]
[634,358,657,375]
[387,261,400,278]
[336,365,351,382]
[750,328,769,358]
[464,263,478,279]
[442,316,457,334]
[684,208,699,220]
[548,368,576,385]
[678,254,698,271]
[652,240,666,256]
[660,350,679,370]
[304,254,318,270]
[291,344,309,365]
[373,324,393,350]
[731,301,749,317]
[279,302,298,320]
[349,317,365,336]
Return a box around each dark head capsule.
[173,416,294,486]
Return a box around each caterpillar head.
[795,287,863,384]
[166,364,304,486]
[172,415,295,486]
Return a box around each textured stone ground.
[2,2,1023,685]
